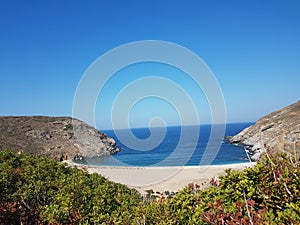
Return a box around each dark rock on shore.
[228,101,300,161]
[0,116,120,159]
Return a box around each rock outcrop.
[228,101,300,161]
[0,116,120,159]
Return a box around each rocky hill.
[0,116,120,159]
[228,101,300,161]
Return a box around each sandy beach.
[67,161,255,194]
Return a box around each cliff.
[0,116,120,159]
[229,101,300,161]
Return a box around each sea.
[85,122,253,167]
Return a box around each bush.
[163,152,300,224]
[1,149,299,224]
[0,149,140,224]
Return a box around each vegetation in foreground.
[0,149,299,224]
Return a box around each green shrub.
[1,149,299,224]
[0,149,140,224]
[162,152,300,224]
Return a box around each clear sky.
[0,0,299,129]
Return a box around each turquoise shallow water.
[86,123,253,166]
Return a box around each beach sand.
[66,161,255,194]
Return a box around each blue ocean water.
[86,123,253,167]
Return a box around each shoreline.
[66,161,255,194]
[68,161,254,170]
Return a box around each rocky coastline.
[227,101,300,161]
[0,116,121,160]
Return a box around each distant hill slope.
[229,101,300,161]
[0,116,120,159]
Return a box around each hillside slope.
[229,101,300,161]
[0,116,120,159]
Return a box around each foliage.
[162,152,300,224]
[1,149,299,224]
[63,124,73,130]
[0,149,140,224]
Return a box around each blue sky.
[0,0,299,129]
